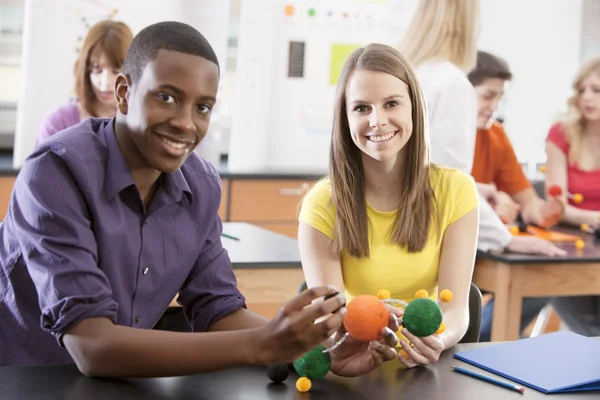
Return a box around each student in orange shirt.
[469,51,564,229]
[468,51,565,341]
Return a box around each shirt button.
[135,316,141,323]
[143,268,149,275]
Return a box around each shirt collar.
[103,119,193,203]
[103,119,136,201]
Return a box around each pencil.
[221,233,240,241]
[450,366,525,394]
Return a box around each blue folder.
[453,331,600,393]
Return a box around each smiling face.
[345,70,413,163]
[577,71,600,122]
[115,49,219,173]
[474,77,506,129]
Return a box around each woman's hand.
[329,304,403,377]
[397,328,444,368]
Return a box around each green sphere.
[293,344,331,380]
[403,298,443,337]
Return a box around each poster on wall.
[228,0,418,172]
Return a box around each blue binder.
[453,331,600,393]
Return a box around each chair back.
[459,282,482,343]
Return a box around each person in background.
[467,50,566,342]
[1,21,400,378]
[36,20,133,144]
[541,57,600,338]
[545,56,600,228]
[398,0,563,258]
[469,51,565,235]
[298,43,480,369]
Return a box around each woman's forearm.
[439,308,469,350]
[563,204,600,227]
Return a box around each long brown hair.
[74,20,133,116]
[330,43,439,258]
[562,57,600,163]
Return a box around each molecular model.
[267,288,453,392]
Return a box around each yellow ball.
[296,377,312,392]
[509,225,520,235]
[539,165,546,173]
[575,239,585,249]
[440,289,453,303]
[414,289,429,299]
[436,322,447,335]
[377,289,391,300]
[573,193,584,204]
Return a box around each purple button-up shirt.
[0,118,246,366]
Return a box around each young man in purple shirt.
[0,21,400,377]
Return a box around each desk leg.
[490,262,511,341]
[505,266,523,341]
[490,263,523,341]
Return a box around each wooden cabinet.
[219,178,228,220]
[0,176,15,220]
[229,179,313,221]
[226,179,317,238]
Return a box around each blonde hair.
[329,43,439,257]
[399,0,480,72]
[74,20,133,116]
[562,56,600,162]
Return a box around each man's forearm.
[64,317,266,378]
[208,307,269,331]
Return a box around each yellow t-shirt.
[298,166,478,304]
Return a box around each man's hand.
[249,286,346,366]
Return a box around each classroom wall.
[227,0,585,174]
[478,0,583,173]
[11,0,589,172]
[12,0,231,169]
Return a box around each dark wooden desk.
[475,226,600,341]
[220,222,301,269]
[2,341,597,399]
[168,222,304,319]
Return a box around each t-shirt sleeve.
[546,123,569,155]
[493,124,532,195]
[446,170,479,226]
[298,179,336,239]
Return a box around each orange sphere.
[343,295,388,341]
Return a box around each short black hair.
[468,51,512,86]
[123,21,219,84]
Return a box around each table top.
[1,341,596,399]
[477,225,600,264]
[221,222,301,269]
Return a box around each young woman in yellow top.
[298,43,479,369]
